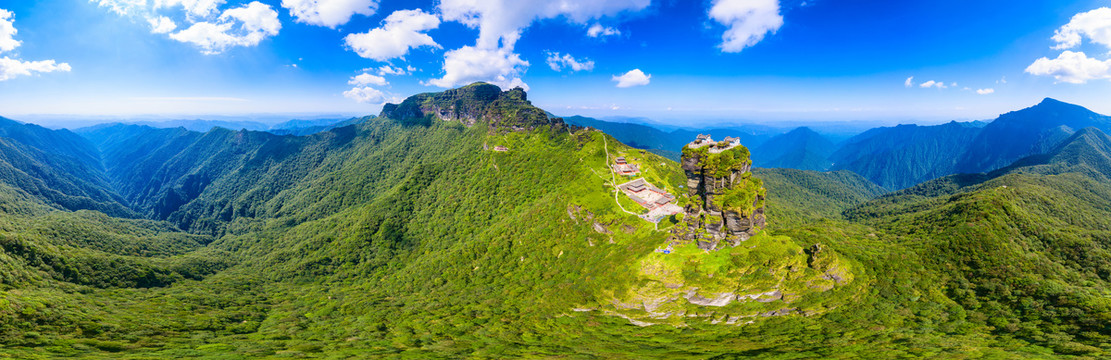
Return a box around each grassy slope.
[0,111,873,358]
[0,120,132,217]
[842,128,1111,355]
[3,89,1109,358]
[755,168,887,225]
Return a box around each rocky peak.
[674,137,766,250]
[379,82,564,130]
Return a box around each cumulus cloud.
[92,0,281,54]
[1051,7,1111,50]
[1026,50,1111,84]
[427,46,529,90]
[0,9,71,81]
[439,0,650,49]
[708,0,783,53]
[94,0,225,18]
[587,23,620,38]
[92,0,151,16]
[612,69,650,88]
[345,9,440,61]
[0,9,20,53]
[434,0,648,89]
[343,86,388,103]
[0,57,72,81]
[373,64,413,75]
[904,76,914,88]
[148,16,177,34]
[976,88,994,95]
[159,0,226,18]
[546,52,594,72]
[348,72,388,86]
[281,0,378,28]
[919,80,947,89]
[169,1,281,55]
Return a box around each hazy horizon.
[2,1,1109,124]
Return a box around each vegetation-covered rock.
[380,82,568,131]
[677,141,767,249]
[2,85,1111,358]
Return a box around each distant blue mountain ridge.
[562,98,1106,190]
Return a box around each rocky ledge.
[380,82,571,131]
[674,138,766,250]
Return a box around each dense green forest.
[1,84,1110,358]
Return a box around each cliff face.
[676,142,766,249]
[380,82,567,130]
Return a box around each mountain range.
[573,98,1109,191]
[1,84,1110,357]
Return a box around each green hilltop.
[0,84,1109,358]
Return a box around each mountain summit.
[380,82,568,131]
[956,98,1111,173]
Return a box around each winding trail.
[602,134,641,218]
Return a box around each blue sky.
[0,0,1109,126]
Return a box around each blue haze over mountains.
[564,98,1111,190]
[6,97,1106,193]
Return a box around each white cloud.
[343,86,388,104]
[976,88,994,95]
[93,0,281,55]
[91,0,147,16]
[904,76,914,88]
[93,0,225,18]
[148,16,177,34]
[158,0,226,18]
[587,23,620,38]
[433,0,646,91]
[997,76,1007,84]
[439,0,649,49]
[0,9,71,81]
[344,9,440,61]
[1051,7,1111,50]
[0,57,71,81]
[375,65,408,76]
[348,72,388,86]
[612,68,650,88]
[169,1,281,55]
[1026,50,1111,84]
[919,80,947,89]
[546,52,594,72]
[0,9,19,53]
[281,0,378,28]
[708,0,783,53]
[428,46,529,90]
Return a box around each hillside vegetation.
[0,84,1109,358]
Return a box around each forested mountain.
[754,168,887,223]
[956,98,1111,174]
[80,123,367,236]
[561,115,777,160]
[0,117,132,216]
[752,127,835,170]
[1,84,1111,358]
[829,121,985,189]
[843,127,1111,354]
[569,99,1111,192]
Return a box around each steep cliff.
[379,82,566,131]
[676,139,766,249]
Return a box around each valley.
[0,84,1109,357]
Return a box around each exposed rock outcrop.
[674,138,766,249]
[380,82,572,131]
